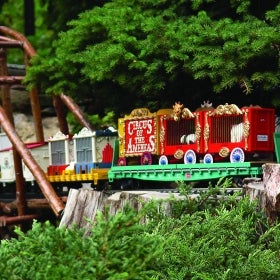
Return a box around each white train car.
[46,127,118,186]
[0,133,49,186]
[22,142,49,184]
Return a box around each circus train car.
[46,127,118,189]
[117,107,158,166]
[117,104,203,166]
[204,104,275,163]
[159,102,203,165]
[108,103,275,185]
[0,133,49,187]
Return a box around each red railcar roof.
[0,141,47,152]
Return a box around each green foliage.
[0,1,24,34]
[67,110,116,133]
[143,182,280,280]
[154,201,279,280]
[1,0,279,114]
[0,209,161,280]
[0,0,52,62]
[0,1,25,64]
[1,179,280,279]
[0,1,105,60]
[24,0,280,115]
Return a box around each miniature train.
[108,102,275,186]
[116,102,275,165]
[0,103,277,192]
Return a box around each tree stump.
[59,188,186,233]
[59,187,108,233]
[243,177,265,211]
[262,163,280,222]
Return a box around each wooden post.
[0,197,68,214]
[29,87,44,142]
[52,94,69,135]
[0,26,44,142]
[60,93,94,131]
[59,188,107,234]
[243,178,265,212]
[0,48,27,216]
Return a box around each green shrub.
[147,195,280,280]
[1,179,280,280]
[0,207,162,280]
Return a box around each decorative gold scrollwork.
[242,109,250,150]
[204,112,210,152]
[211,103,243,116]
[159,116,165,154]
[130,108,150,118]
[194,113,201,152]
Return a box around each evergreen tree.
[9,1,280,115]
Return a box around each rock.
[14,113,60,142]
[0,87,60,142]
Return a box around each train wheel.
[230,147,245,163]
[203,153,213,164]
[184,149,196,164]
[159,155,168,165]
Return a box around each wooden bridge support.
[0,26,94,221]
[0,25,44,142]
[0,48,27,216]
[0,106,65,216]
[59,93,94,131]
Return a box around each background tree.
[25,0,280,119]
[0,0,106,58]
[1,0,279,123]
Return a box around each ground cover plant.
[0,179,280,279]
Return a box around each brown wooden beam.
[60,93,94,131]
[0,26,44,142]
[0,76,24,84]
[0,214,39,227]
[0,106,65,216]
[0,197,68,214]
[0,41,23,48]
[29,87,44,142]
[0,26,37,58]
[52,94,69,135]
[0,48,27,217]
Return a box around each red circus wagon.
[204,104,275,163]
[117,104,204,165]
[118,108,158,165]
[117,103,275,166]
[158,104,203,164]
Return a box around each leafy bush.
[0,207,161,280]
[144,181,280,280]
[67,110,116,133]
[1,179,280,280]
